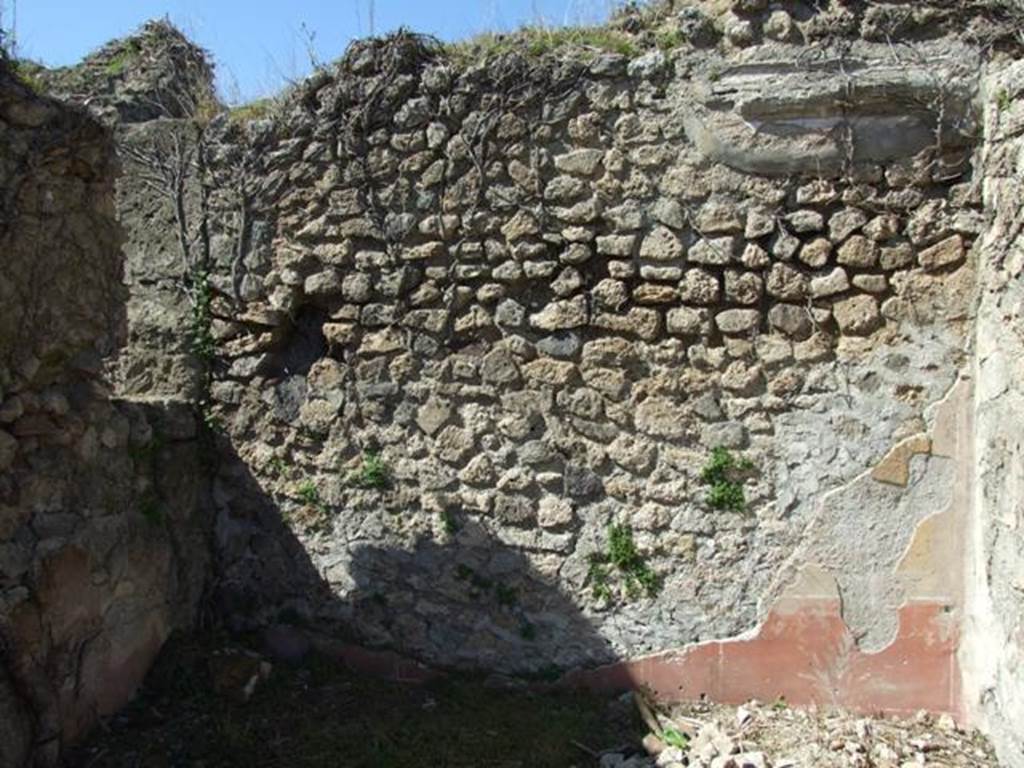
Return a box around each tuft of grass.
[104,38,143,76]
[104,52,131,76]
[188,268,215,362]
[588,522,661,603]
[9,59,48,94]
[700,447,753,513]
[654,27,684,51]
[440,508,461,534]
[587,556,614,603]
[996,87,1012,112]
[228,97,276,124]
[297,479,322,507]
[200,403,223,434]
[447,25,638,65]
[351,450,389,489]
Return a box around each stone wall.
[7,2,1024,764]
[198,2,986,710]
[962,59,1024,768]
[0,61,211,767]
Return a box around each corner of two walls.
[959,59,1024,768]
[0,69,213,767]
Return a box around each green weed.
[228,97,276,123]
[448,25,638,64]
[655,28,684,51]
[588,522,661,603]
[700,447,753,513]
[997,87,1012,112]
[351,450,389,489]
[189,269,216,362]
[297,479,322,507]
[662,727,689,750]
[440,508,461,534]
[10,59,48,94]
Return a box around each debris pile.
[598,694,998,768]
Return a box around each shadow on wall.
[212,439,621,682]
[211,428,966,719]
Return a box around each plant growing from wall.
[587,522,661,603]
[700,447,753,512]
[996,87,1012,112]
[287,478,333,533]
[439,507,461,534]
[139,491,164,526]
[297,479,322,507]
[350,450,389,489]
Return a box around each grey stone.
[768,303,812,339]
[529,296,588,330]
[702,421,748,449]
[852,274,888,293]
[596,235,636,256]
[766,263,808,301]
[416,399,452,436]
[635,397,687,438]
[551,267,584,297]
[554,148,604,176]
[829,208,868,241]
[666,307,708,336]
[879,243,915,271]
[689,236,736,265]
[680,269,721,305]
[724,270,763,305]
[537,332,581,359]
[304,269,342,298]
[592,279,630,311]
[810,267,850,298]
[627,51,666,79]
[651,198,687,229]
[745,207,775,239]
[772,228,800,260]
[563,464,603,499]
[799,238,832,268]
[639,225,684,261]
[837,235,879,268]
[715,309,761,334]
[481,350,520,384]
[786,209,825,233]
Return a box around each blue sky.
[6,0,615,103]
